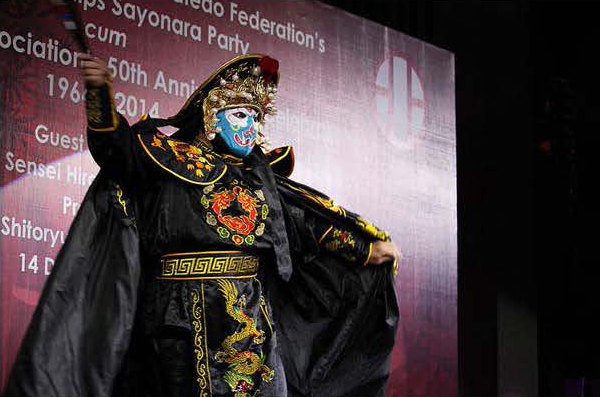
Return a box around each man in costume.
[4,53,400,397]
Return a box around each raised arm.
[80,54,151,189]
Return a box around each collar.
[137,131,227,185]
[265,146,294,177]
[137,131,295,184]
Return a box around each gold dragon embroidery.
[215,280,274,396]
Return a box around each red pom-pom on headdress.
[259,56,279,84]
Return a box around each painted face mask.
[215,107,260,157]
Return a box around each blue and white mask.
[215,107,261,157]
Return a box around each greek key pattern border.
[160,254,259,278]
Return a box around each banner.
[0,1,456,395]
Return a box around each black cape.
[3,150,398,397]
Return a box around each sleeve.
[3,174,142,397]
[272,176,399,397]
[276,175,390,267]
[85,82,152,189]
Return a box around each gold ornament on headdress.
[202,60,278,144]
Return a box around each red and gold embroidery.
[202,180,268,246]
[215,280,274,396]
[211,187,256,235]
[323,228,357,261]
[320,226,372,263]
[324,228,356,250]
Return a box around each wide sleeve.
[85,82,152,189]
[2,174,141,397]
[276,175,391,267]
[271,175,399,397]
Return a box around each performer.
[4,53,400,397]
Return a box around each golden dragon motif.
[215,280,274,396]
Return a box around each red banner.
[0,1,456,395]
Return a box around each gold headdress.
[166,54,279,147]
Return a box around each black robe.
[3,88,398,397]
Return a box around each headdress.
[165,54,279,147]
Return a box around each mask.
[215,107,260,157]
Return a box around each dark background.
[320,1,599,396]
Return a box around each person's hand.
[368,240,402,275]
[79,53,111,88]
